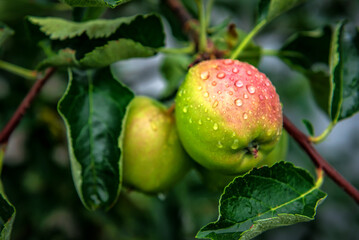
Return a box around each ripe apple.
[122,96,192,193]
[175,59,283,175]
[197,130,289,191]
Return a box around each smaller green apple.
[122,96,192,194]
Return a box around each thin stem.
[230,19,267,60]
[0,60,37,80]
[309,122,335,144]
[0,68,56,144]
[205,0,215,28]
[195,0,207,53]
[283,115,359,204]
[158,43,195,54]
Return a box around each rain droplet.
[217,90,222,95]
[150,122,158,131]
[228,91,233,95]
[247,85,256,94]
[224,59,233,65]
[217,72,225,79]
[204,108,208,113]
[201,71,210,80]
[198,86,203,90]
[246,70,252,76]
[198,120,203,125]
[243,113,248,119]
[212,81,217,86]
[232,67,239,73]
[231,139,240,150]
[217,141,223,148]
[213,123,219,130]
[259,94,265,100]
[183,107,188,113]
[189,119,193,123]
[204,92,209,98]
[235,80,243,88]
[244,93,248,99]
[234,98,243,106]
[178,90,182,97]
[213,100,219,108]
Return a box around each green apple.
[122,96,192,193]
[197,130,289,191]
[175,59,283,175]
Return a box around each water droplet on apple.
[235,80,243,88]
[204,92,209,98]
[189,118,193,123]
[232,67,239,73]
[212,81,217,86]
[234,98,243,106]
[213,123,219,130]
[217,141,223,148]
[217,72,225,79]
[243,113,248,119]
[198,120,203,125]
[244,93,248,99]
[201,71,210,80]
[198,86,202,90]
[246,70,252,76]
[212,100,219,108]
[224,59,233,65]
[217,90,222,95]
[259,94,264,100]
[247,85,255,94]
[183,107,188,113]
[231,139,240,150]
[228,91,233,95]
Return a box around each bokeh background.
[1,0,359,239]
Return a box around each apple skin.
[197,130,289,191]
[122,96,192,193]
[175,59,283,175]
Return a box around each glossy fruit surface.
[175,59,283,175]
[122,96,191,193]
[197,130,289,191]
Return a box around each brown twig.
[0,67,57,144]
[283,115,359,204]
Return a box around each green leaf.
[338,26,359,120]
[0,23,14,47]
[257,0,307,23]
[28,14,165,48]
[302,119,314,136]
[64,0,131,8]
[196,162,326,240]
[37,48,79,70]
[159,54,191,100]
[0,146,16,240]
[80,39,156,68]
[329,20,345,122]
[58,67,134,210]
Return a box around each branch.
[283,115,359,204]
[0,67,57,144]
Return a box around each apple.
[196,130,289,191]
[122,96,192,193]
[175,59,283,175]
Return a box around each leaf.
[80,39,156,68]
[328,20,345,122]
[0,23,14,47]
[196,162,326,240]
[0,146,16,240]
[28,14,165,48]
[57,67,134,210]
[338,26,359,120]
[257,0,307,23]
[64,0,131,8]
[37,48,79,70]
[159,54,191,100]
[302,119,314,136]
